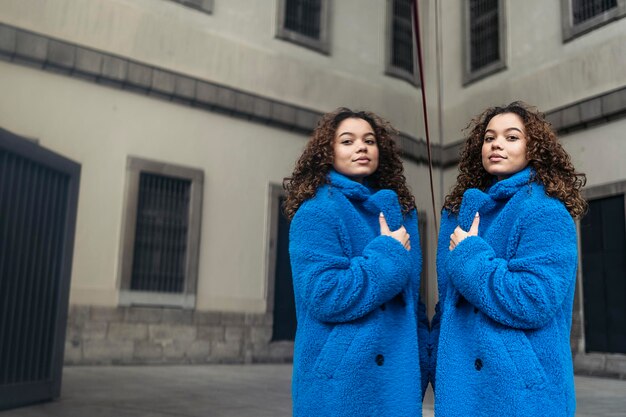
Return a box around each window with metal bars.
[463,0,506,84]
[562,0,625,41]
[119,158,203,308]
[386,0,419,85]
[130,173,191,294]
[573,0,617,23]
[276,0,330,54]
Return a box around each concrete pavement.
[0,365,624,416]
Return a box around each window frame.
[118,156,203,309]
[561,0,626,42]
[275,0,331,54]
[385,0,420,86]
[463,0,507,86]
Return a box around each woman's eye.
[341,140,352,145]
[507,136,519,141]
[365,139,376,145]
[484,136,494,142]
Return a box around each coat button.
[375,354,384,366]
[474,358,483,371]
[456,296,466,308]
[380,303,386,311]
[474,307,479,314]
[393,293,406,307]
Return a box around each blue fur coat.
[431,167,578,416]
[289,170,429,417]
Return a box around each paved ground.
[1,365,624,416]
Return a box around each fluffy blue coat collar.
[327,170,404,231]
[458,166,534,230]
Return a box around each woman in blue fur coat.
[284,108,429,417]
[431,102,587,416]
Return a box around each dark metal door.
[272,197,297,341]
[0,128,80,410]
[580,195,626,354]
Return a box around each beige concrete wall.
[4,0,621,319]
[437,0,626,144]
[0,59,430,313]
[0,0,423,135]
[0,0,437,314]
[0,61,306,311]
[561,120,626,189]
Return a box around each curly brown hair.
[283,107,416,220]
[443,101,587,218]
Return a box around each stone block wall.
[64,305,294,365]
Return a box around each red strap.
[411,0,439,236]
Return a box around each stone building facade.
[0,0,625,374]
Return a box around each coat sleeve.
[445,203,578,329]
[289,204,412,323]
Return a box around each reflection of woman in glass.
[284,108,429,416]
[431,101,587,416]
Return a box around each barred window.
[469,0,499,72]
[276,0,330,54]
[285,0,321,39]
[573,0,617,24]
[464,0,506,84]
[391,0,414,73]
[562,0,626,41]
[131,173,191,293]
[119,158,203,309]
[386,0,418,84]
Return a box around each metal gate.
[0,127,80,410]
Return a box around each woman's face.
[332,117,379,182]
[481,112,529,181]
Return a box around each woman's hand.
[449,212,480,251]
[379,213,411,251]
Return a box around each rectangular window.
[385,0,419,85]
[463,0,506,85]
[561,0,626,41]
[119,157,203,309]
[276,0,330,54]
[131,173,191,294]
[573,0,617,24]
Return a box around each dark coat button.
[375,354,385,366]
[456,296,466,308]
[475,358,483,371]
[474,307,479,314]
[393,293,406,307]
[380,303,386,311]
